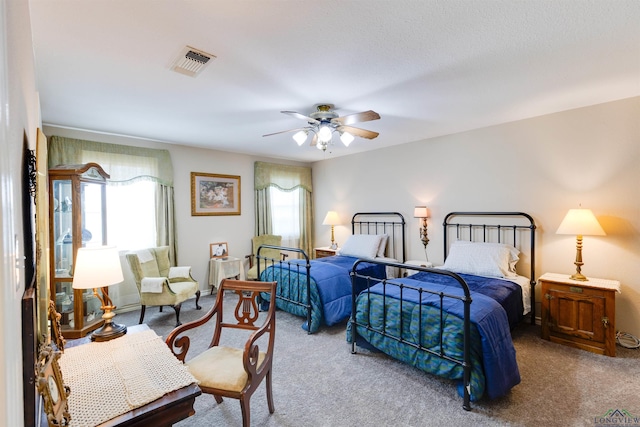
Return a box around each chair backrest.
[213,279,277,346]
[126,246,171,283]
[251,235,282,261]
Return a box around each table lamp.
[414,206,430,259]
[322,211,340,250]
[72,246,127,341]
[556,208,605,281]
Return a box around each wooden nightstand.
[540,272,620,357]
[314,247,337,259]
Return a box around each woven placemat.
[58,329,197,427]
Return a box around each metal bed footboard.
[349,260,473,411]
[256,245,313,333]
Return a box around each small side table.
[403,260,434,277]
[314,247,338,259]
[208,257,245,292]
[540,272,620,357]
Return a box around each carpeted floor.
[114,293,640,427]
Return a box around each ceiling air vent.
[171,46,216,77]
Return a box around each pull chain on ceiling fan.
[262,104,380,151]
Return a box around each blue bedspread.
[411,272,524,328]
[352,273,520,400]
[261,255,386,332]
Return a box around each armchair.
[245,234,288,280]
[125,246,201,326]
[166,279,277,427]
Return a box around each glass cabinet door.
[49,163,109,339]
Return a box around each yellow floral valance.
[254,161,312,192]
[48,136,174,186]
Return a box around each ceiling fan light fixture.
[293,130,308,146]
[318,125,333,143]
[340,131,354,147]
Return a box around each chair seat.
[139,280,198,306]
[187,346,266,393]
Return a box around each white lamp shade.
[556,208,606,236]
[293,130,308,146]
[322,211,340,226]
[414,206,429,218]
[340,131,354,147]
[72,246,124,289]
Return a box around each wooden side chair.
[166,279,277,427]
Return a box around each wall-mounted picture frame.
[210,242,229,259]
[191,172,241,216]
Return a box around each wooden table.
[55,324,201,427]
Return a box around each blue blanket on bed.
[411,272,524,328]
[368,274,520,400]
[262,255,385,331]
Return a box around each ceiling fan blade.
[281,111,320,125]
[338,125,379,140]
[331,110,380,126]
[262,127,306,137]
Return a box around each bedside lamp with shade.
[72,246,127,341]
[556,208,606,281]
[414,206,430,261]
[322,211,340,250]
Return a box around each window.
[106,181,157,250]
[269,187,300,247]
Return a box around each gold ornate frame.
[36,344,71,427]
[191,172,241,216]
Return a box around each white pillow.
[339,234,383,259]
[441,240,516,278]
[376,234,389,257]
[451,241,520,273]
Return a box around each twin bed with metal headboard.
[348,212,536,410]
[257,212,406,333]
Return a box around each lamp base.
[91,321,127,342]
[569,272,589,281]
[330,242,338,250]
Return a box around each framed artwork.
[36,344,71,427]
[191,172,241,216]
[210,242,229,258]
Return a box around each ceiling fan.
[263,104,380,151]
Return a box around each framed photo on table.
[210,242,229,259]
[191,172,241,216]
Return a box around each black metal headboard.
[351,212,406,263]
[443,211,537,323]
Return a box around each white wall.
[42,126,309,302]
[312,97,640,336]
[1,0,40,425]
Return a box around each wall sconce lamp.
[72,246,127,341]
[322,211,340,250]
[414,206,430,259]
[556,207,605,281]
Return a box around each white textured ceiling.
[30,1,640,162]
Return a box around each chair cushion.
[187,346,266,393]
